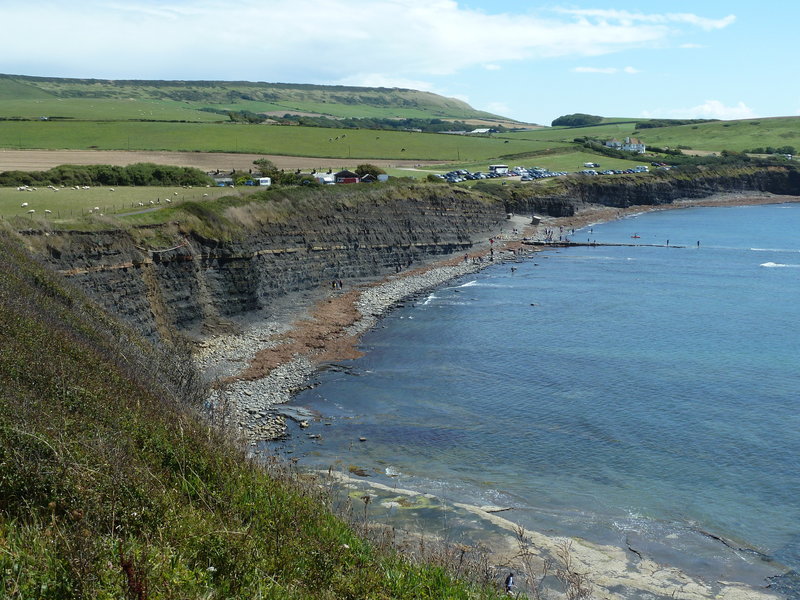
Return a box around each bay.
[269,203,800,597]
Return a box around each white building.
[605,137,646,154]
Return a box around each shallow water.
[268,203,800,596]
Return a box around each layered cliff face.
[18,168,800,340]
[502,165,800,214]
[22,185,506,339]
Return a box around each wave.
[760,262,800,268]
[421,293,437,305]
[750,248,800,253]
[456,280,478,288]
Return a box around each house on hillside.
[334,170,360,184]
[605,137,646,154]
[359,173,378,183]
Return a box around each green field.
[0,120,554,161]
[0,98,226,122]
[503,116,800,153]
[0,185,254,223]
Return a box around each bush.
[551,113,603,127]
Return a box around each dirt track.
[0,150,445,172]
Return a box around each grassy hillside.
[504,116,800,154]
[0,74,507,122]
[0,226,503,599]
[0,120,553,161]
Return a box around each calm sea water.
[269,203,800,595]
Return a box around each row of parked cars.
[437,162,671,184]
[437,170,506,183]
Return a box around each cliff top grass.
[0,227,505,599]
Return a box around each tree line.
[0,163,213,187]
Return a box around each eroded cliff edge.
[17,167,800,341]
[21,185,507,339]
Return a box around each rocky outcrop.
[503,165,800,214]
[23,187,506,339]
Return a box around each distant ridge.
[0,73,519,124]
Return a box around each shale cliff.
[21,184,506,339]
[17,167,800,341]
[496,165,800,215]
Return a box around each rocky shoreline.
[191,192,797,600]
[196,213,534,441]
[195,192,800,444]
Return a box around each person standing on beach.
[504,572,514,594]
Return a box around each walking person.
[504,572,514,595]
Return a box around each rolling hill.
[0,74,512,123]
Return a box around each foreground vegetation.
[0,227,504,599]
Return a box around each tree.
[354,163,386,178]
[551,113,604,127]
[253,158,279,178]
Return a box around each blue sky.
[3,1,797,124]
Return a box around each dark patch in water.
[768,571,800,599]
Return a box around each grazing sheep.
[27,209,35,214]
[149,200,155,205]
[109,188,115,192]
[173,191,178,196]
[88,209,93,214]
[21,202,28,208]
[203,193,208,197]
[44,209,52,214]
[93,206,99,211]
[165,198,171,203]
[137,202,144,206]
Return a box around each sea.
[266,202,800,598]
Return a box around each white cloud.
[484,64,502,71]
[574,67,618,74]
[0,1,736,85]
[644,100,757,120]
[680,43,705,49]
[558,9,735,31]
[485,102,511,115]
[573,66,639,75]
[334,74,438,92]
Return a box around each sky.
[3,1,798,124]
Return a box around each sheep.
[173,191,178,196]
[21,202,28,208]
[44,209,52,214]
[27,209,35,214]
[149,200,155,205]
[93,206,99,211]
[137,202,144,207]
[203,193,208,197]
[165,198,172,203]
[109,188,115,192]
